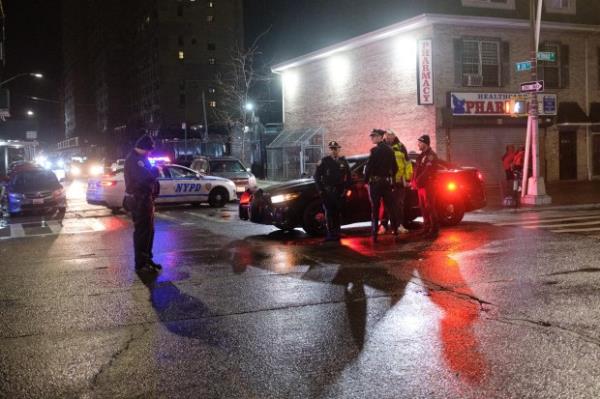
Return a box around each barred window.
[461,39,500,87]
[538,42,569,89]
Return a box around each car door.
[164,165,205,203]
[342,160,371,224]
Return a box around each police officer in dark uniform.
[412,134,440,238]
[314,141,352,242]
[365,129,398,242]
[124,134,162,271]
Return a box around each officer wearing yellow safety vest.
[382,130,413,234]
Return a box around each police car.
[86,163,237,212]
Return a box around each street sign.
[537,51,556,62]
[520,80,544,93]
[515,60,532,72]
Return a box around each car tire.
[208,187,228,208]
[302,200,327,237]
[437,199,465,226]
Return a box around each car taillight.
[101,181,117,187]
[346,190,352,198]
[477,172,484,181]
[240,191,251,205]
[447,182,457,192]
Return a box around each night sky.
[4,0,62,144]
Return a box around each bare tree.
[213,29,271,163]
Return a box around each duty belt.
[368,176,391,183]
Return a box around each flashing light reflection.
[282,71,299,98]
[394,37,417,69]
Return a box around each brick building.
[271,1,600,188]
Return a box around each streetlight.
[245,102,254,112]
[0,72,43,87]
[26,110,35,117]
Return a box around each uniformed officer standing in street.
[365,129,398,242]
[412,134,440,238]
[314,141,352,242]
[124,134,162,271]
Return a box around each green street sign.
[537,51,556,62]
[515,61,532,72]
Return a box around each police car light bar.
[149,156,171,165]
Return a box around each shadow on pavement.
[136,269,226,347]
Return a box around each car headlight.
[8,192,24,200]
[248,176,257,187]
[271,192,300,204]
[71,166,81,176]
[53,188,64,197]
[89,165,104,176]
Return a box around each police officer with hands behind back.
[365,129,398,242]
[124,133,162,271]
[412,134,440,238]
[314,141,352,242]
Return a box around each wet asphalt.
[1,182,600,398]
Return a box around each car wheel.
[438,199,465,226]
[209,187,228,208]
[302,200,326,237]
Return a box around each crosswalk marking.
[494,213,600,226]
[493,209,600,237]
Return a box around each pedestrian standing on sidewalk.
[365,129,398,242]
[412,134,440,238]
[502,144,516,195]
[314,141,352,242]
[124,134,162,271]
[382,130,412,234]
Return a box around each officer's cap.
[417,134,431,146]
[135,134,155,151]
[328,141,341,149]
[370,129,385,137]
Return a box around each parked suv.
[190,156,257,196]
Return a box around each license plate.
[33,199,44,204]
[236,186,246,193]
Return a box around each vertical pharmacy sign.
[417,39,433,105]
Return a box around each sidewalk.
[484,180,600,212]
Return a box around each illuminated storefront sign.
[417,39,433,105]
[450,92,557,116]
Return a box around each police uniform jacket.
[124,150,158,198]
[314,156,351,192]
[365,142,397,182]
[414,148,439,189]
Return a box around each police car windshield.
[209,160,245,173]
[11,170,60,192]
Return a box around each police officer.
[314,141,352,242]
[365,129,398,242]
[383,130,413,234]
[412,134,439,238]
[124,134,162,271]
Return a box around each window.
[460,39,501,87]
[208,87,216,94]
[178,50,185,60]
[208,1,214,7]
[208,57,216,65]
[538,42,569,89]
[207,15,214,23]
[177,4,183,16]
[191,38,197,45]
[167,166,197,179]
[179,94,186,108]
[461,0,515,10]
[178,36,184,46]
[545,0,576,14]
[208,100,217,107]
[207,42,216,51]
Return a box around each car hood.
[262,178,314,195]
[203,175,234,184]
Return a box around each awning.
[556,102,591,126]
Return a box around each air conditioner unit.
[464,74,483,87]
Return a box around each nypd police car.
[86,163,237,212]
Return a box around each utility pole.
[521,0,552,205]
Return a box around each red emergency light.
[447,182,457,192]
